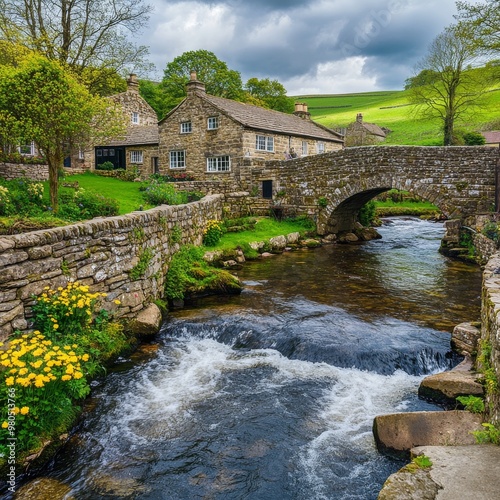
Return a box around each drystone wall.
[0,163,49,181]
[0,195,225,340]
[481,253,500,424]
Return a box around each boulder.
[285,232,301,244]
[338,232,359,243]
[373,410,483,457]
[451,322,481,356]
[269,235,287,252]
[378,464,441,500]
[127,303,163,336]
[418,358,483,405]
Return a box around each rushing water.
[21,218,483,499]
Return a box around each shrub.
[142,179,187,206]
[0,185,11,216]
[456,395,485,413]
[203,219,224,246]
[96,161,114,171]
[463,131,486,146]
[358,200,376,227]
[58,188,119,220]
[0,178,47,217]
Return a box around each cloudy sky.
[135,0,478,96]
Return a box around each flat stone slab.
[418,369,484,404]
[379,445,500,500]
[373,411,483,456]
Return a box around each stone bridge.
[238,146,500,235]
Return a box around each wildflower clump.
[203,219,224,246]
[32,282,108,338]
[0,331,93,455]
[0,185,10,215]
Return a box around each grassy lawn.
[295,83,500,146]
[210,217,315,252]
[59,172,150,214]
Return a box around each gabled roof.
[161,93,343,143]
[106,125,159,147]
[360,122,386,138]
[482,131,500,144]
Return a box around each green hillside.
[294,87,500,146]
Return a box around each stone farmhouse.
[345,113,387,146]
[157,72,344,185]
[76,74,159,175]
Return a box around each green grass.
[58,172,149,215]
[295,81,500,146]
[211,217,314,252]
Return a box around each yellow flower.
[61,375,71,381]
[5,377,14,386]
[34,379,44,388]
[53,324,59,330]
[73,371,83,380]
[1,421,8,429]
[82,354,90,362]
[33,348,44,357]
[20,407,29,415]
[114,299,121,305]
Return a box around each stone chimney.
[186,70,206,96]
[356,113,363,123]
[294,102,311,120]
[127,73,139,93]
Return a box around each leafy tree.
[0,0,153,94]
[408,24,486,145]
[404,69,440,90]
[244,77,295,113]
[0,55,126,210]
[139,79,171,120]
[456,0,500,55]
[161,50,244,102]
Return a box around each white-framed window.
[131,112,139,124]
[207,155,231,173]
[78,149,85,160]
[170,150,186,169]
[302,141,308,156]
[130,150,143,163]
[317,142,325,153]
[180,121,192,134]
[207,116,219,130]
[255,135,274,152]
[19,141,35,155]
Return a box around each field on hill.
[294,86,500,146]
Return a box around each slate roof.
[107,125,159,147]
[359,121,386,138]
[162,92,343,143]
[482,131,500,144]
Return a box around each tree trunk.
[47,148,63,212]
[443,114,454,146]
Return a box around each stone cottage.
[482,131,500,147]
[76,74,160,176]
[345,113,387,146]
[157,72,344,183]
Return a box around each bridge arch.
[247,146,498,236]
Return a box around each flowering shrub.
[32,282,117,338]
[203,219,224,246]
[0,282,125,460]
[0,151,46,165]
[0,331,93,454]
[0,178,47,216]
[0,185,11,215]
[27,182,44,201]
[141,179,188,206]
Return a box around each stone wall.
[0,195,225,340]
[0,163,49,181]
[481,253,500,424]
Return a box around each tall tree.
[244,77,295,113]
[0,55,126,210]
[456,0,500,55]
[161,50,244,104]
[0,0,153,93]
[408,24,486,146]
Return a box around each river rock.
[15,477,75,500]
[418,358,483,405]
[89,473,148,497]
[373,410,483,457]
[127,303,162,336]
[451,322,481,356]
[356,226,382,241]
[378,463,441,500]
[285,232,301,244]
[269,235,287,251]
[338,232,359,243]
[301,238,321,248]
